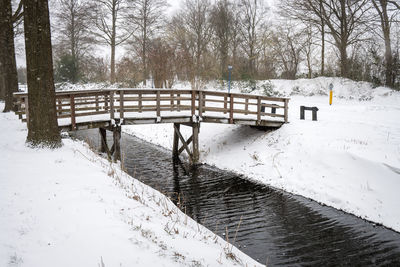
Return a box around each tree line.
[47,0,400,90]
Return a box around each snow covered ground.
[122,77,400,233]
[0,103,262,267]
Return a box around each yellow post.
[329,83,333,105]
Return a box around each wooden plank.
[138,92,142,113]
[192,124,199,164]
[57,100,62,116]
[170,93,174,111]
[284,99,289,122]
[191,90,196,116]
[110,91,115,120]
[95,95,99,111]
[245,98,249,115]
[177,93,181,111]
[113,126,121,161]
[60,106,105,112]
[203,98,226,104]
[63,100,106,107]
[260,112,285,118]
[173,123,180,158]
[156,90,161,117]
[104,93,109,111]
[198,91,203,117]
[261,103,284,109]
[70,95,76,130]
[178,135,193,154]
[174,124,192,157]
[229,95,234,124]
[120,90,124,119]
[257,96,261,123]
[57,111,109,119]
[224,96,227,114]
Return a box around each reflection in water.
[74,129,400,265]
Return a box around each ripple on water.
[73,129,400,266]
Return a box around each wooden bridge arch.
[14,89,289,164]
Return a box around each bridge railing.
[14,89,289,129]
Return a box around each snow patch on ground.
[122,77,400,232]
[0,103,261,267]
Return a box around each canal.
[74,129,400,265]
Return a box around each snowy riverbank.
[0,103,261,267]
[123,77,400,232]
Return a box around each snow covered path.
[123,78,400,232]
[0,104,261,267]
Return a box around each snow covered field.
[123,77,400,232]
[0,104,261,267]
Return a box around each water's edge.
[72,129,400,265]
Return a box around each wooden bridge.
[14,89,289,164]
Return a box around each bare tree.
[23,0,61,147]
[306,0,371,77]
[127,0,167,85]
[147,38,175,88]
[372,0,399,87]
[303,24,318,78]
[271,23,304,79]
[238,0,269,78]
[279,0,326,75]
[210,0,233,78]
[168,0,214,89]
[53,0,93,83]
[90,0,131,83]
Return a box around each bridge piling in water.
[99,126,121,162]
[173,122,200,164]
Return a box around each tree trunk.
[339,42,348,78]
[381,0,394,87]
[0,0,19,112]
[142,25,147,86]
[23,0,62,148]
[321,22,325,76]
[110,0,116,84]
[320,0,325,76]
[111,40,116,83]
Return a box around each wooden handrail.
[13,89,290,126]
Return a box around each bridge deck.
[14,89,289,131]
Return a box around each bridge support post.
[113,125,121,162]
[99,126,121,162]
[192,123,199,163]
[99,127,111,160]
[172,123,200,165]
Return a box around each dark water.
[74,129,400,266]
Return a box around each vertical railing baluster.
[156,90,161,117]
[191,90,196,116]
[224,95,227,114]
[95,95,99,112]
[138,92,142,113]
[70,95,76,130]
[177,93,181,112]
[110,91,115,120]
[119,90,124,119]
[284,98,288,123]
[229,94,234,124]
[198,91,203,117]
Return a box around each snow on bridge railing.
[13,89,289,130]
